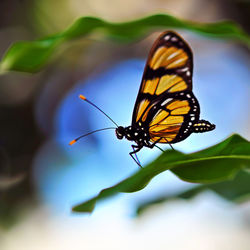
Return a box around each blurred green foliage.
[136,170,250,216]
[73,134,250,213]
[0,14,249,73]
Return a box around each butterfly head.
[116,126,125,140]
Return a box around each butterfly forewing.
[132,31,194,124]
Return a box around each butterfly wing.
[132,31,200,143]
[147,91,200,143]
[132,31,193,124]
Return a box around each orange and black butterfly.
[70,31,215,167]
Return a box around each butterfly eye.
[116,126,125,139]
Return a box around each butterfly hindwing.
[148,91,200,143]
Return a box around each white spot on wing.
[171,58,185,65]
[161,98,173,106]
[164,35,170,40]
[181,67,188,72]
[152,110,162,121]
[167,50,181,60]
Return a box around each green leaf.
[171,134,250,183]
[72,134,250,213]
[136,170,250,216]
[1,14,250,73]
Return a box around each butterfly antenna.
[79,95,119,127]
[69,127,116,145]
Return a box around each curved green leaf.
[72,134,250,213]
[136,170,250,216]
[1,14,249,73]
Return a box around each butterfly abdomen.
[192,120,215,133]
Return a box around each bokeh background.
[0,0,250,249]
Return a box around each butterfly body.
[116,90,214,145]
[116,125,151,146]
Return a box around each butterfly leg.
[164,138,175,151]
[151,138,175,151]
[154,144,165,152]
[147,138,171,152]
[147,138,162,149]
[130,145,142,168]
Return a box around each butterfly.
[70,31,215,167]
